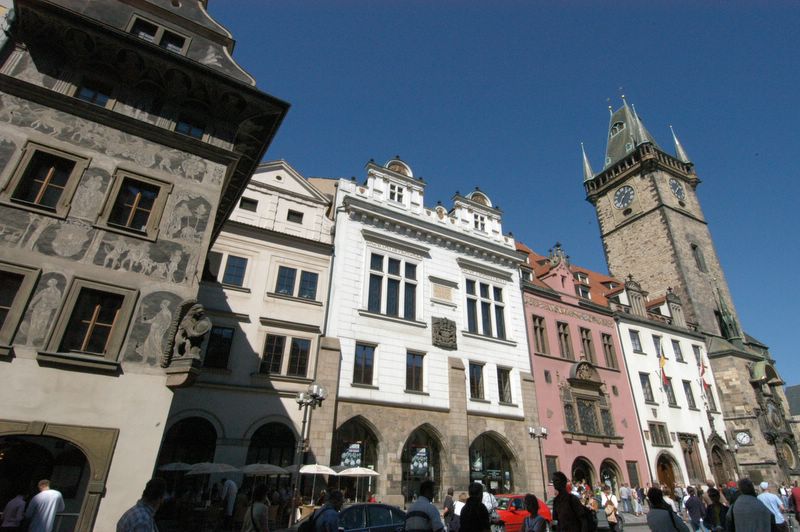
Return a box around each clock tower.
[583,100,799,484]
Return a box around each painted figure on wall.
[26,278,61,346]
[137,299,173,366]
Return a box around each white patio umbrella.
[241,463,289,476]
[158,462,193,472]
[185,462,241,475]
[293,464,338,503]
[338,467,379,501]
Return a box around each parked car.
[291,503,406,532]
[495,494,552,532]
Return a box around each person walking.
[726,478,773,532]
[631,486,642,517]
[443,487,455,531]
[1,487,26,531]
[117,478,166,532]
[757,481,788,531]
[24,480,65,532]
[551,471,589,532]
[220,477,239,530]
[646,487,689,532]
[405,480,445,532]
[683,486,705,532]
[522,494,547,532]
[241,484,270,532]
[460,483,490,532]
[619,483,631,514]
[313,490,344,532]
[481,486,499,532]
[792,480,800,524]
[703,488,728,532]
[450,493,468,532]
[673,484,685,513]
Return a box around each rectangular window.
[175,114,205,139]
[469,362,484,399]
[664,377,678,406]
[600,409,615,436]
[59,288,124,355]
[286,338,310,377]
[692,344,703,362]
[706,387,718,411]
[601,333,618,369]
[653,335,663,357]
[465,280,505,339]
[388,183,404,203]
[626,461,641,488]
[298,271,319,300]
[0,271,24,330]
[640,373,655,402]
[577,398,599,435]
[648,422,671,446]
[107,178,159,233]
[353,343,375,385]
[287,210,304,224]
[473,214,486,232]
[76,79,112,107]
[564,404,578,432]
[575,285,591,299]
[239,197,258,212]
[260,334,285,374]
[580,328,595,363]
[274,266,297,295]
[497,367,512,404]
[682,380,697,409]
[5,145,88,216]
[130,18,158,42]
[629,330,643,352]
[159,30,186,53]
[557,322,573,359]
[545,456,559,483]
[672,339,684,362]
[222,255,248,287]
[406,351,424,392]
[204,326,234,369]
[366,252,417,320]
[130,17,187,54]
[532,315,549,354]
[0,264,39,349]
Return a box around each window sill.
[358,310,427,328]
[676,360,687,364]
[668,404,681,410]
[37,350,121,373]
[562,431,624,446]
[267,292,323,306]
[469,397,490,403]
[688,407,700,412]
[461,330,517,347]
[645,400,659,406]
[404,389,429,396]
[352,382,379,390]
[1,198,68,220]
[498,401,518,407]
[94,221,158,242]
[633,350,646,355]
[250,373,312,385]
[221,283,251,293]
[650,443,673,448]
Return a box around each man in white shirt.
[25,479,65,532]
[220,477,239,528]
[758,481,788,531]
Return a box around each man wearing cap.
[758,481,788,531]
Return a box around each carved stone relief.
[70,168,111,221]
[162,300,212,368]
[92,234,190,283]
[15,272,66,347]
[165,193,211,242]
[124,291,183,366]
[432,317,457,350]
[34,219,94,260]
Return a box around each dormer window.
[473,214,486,232]
[610,121,625,136]
[574,272,589,285]
[389,183,404,203]
[129,16,188,55]
[575,285,591,300]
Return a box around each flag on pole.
[699,355,710,391]
[659,350,668,385]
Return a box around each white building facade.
[324,158,544,505]
[612,278,737,490]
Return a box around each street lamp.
[529,426,548,497]
[289,382,328,525]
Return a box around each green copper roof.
[604,101,660,168]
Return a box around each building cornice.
[223,220,333,253]
[614,311,705,339]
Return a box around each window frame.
[239,197,258,212]
[465,278,506,339]
[469,362,485,400]
[127,15,191,55]
[601,333,618,369]
[648,422,671,446]
[96,168,172,241]
[579,327,595,363]
[1,141,90,219]
[640,372,655,403]
[531,314,549,354]
[497,366,513,404]
[365,251,419,321]
[352,342,376,386]
[287,209,304,224]
[557,321,573,360]
[271,264,321,302]
[473,213,486,232]
[671,339,684,362]
[664,377,678,407]
[259,331,314,379]
[0,262,40,353]
[221,254,249,288]
[405,350,425,393]
[629,329,644,353]
[682,380,697,409]
[388,183,405,204]
[73,76,116,109]
[575,284,591,299]
[41,278,138,369]
[203,325,235,370]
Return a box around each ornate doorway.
[656,453,680,493]
[571,457,595,488]
[599,459,621,493]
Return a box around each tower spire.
[581,143,594,182]
[670,125,691,164]
[631,104,650,147]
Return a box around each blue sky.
[210,1,800,384]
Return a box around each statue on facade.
[161,299,212,368]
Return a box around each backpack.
[299,507,332,532]
[566,494,597,532]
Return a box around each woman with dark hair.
[522,494,547,532]
[646,487,689,532]
[242,483,270,532]
[459,483,491,532]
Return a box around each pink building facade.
[519,243,651,498]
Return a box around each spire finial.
[670,125,692,164]
[581,142,594,182]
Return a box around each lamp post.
[289,382,328,526]
[529,426,548,497]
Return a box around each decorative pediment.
[567,361,603,390]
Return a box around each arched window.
[469,433,515,494]
[158,417,217,465]
[246,422,295,466]
[610,122,625,136]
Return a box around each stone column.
[445,357,470,492]
[308,336,341,466]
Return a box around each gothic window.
[664,378,678,406]
[406,351,424,392]
[2,143,89,217]
[465,280,505,339]
[367,253,417,320]
[640,372,655,402]
[610,121,625,136]
[602,333,618,369]
[532,315,549,354]
[672,339,684,362]
[497,367,512,404]
[557,322,573,359]
[564,404,578,432]
[629,330,644,353]
[691,244,708,272]
[469,362,484,400]
[577,399,599,435]
[683,380,697,409]
[100,171,172,239]
[204,326,234,369]
[352,343,375,385]
[580,328,595,363]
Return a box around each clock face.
[735,431,751,445]
[613,186,635,209]
[767,402,783,430]
[669,178,686,200]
